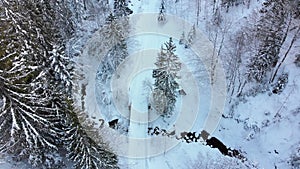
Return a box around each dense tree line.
[246,0,287,83]
[246,0,300,85]
[0,0,119,168]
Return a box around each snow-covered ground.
[2,0,298,169]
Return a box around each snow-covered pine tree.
[0,1,66,168]
[153,38,181,116]
[269,1,300,83]
[1,1,118,168]
[64,109,119,169]
[113,0,133,18]
[179,31,186,45]
[212,7,222,26]
[40,3,120,168]
[185,24,196,48]
[292,1,300,19]
[48,43,74,94]
[106,42,128,71]
[272,73,288,94]
[103,13,127,50]
[100,13,129,71]
[158,9,166,23]
[158,0,167,23]
[50,1,75,40]
[246,0,288,83]
[159,0,166,13]
[221,0,244,12]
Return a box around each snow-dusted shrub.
[221,0,245,12]
[243,83,269,97]
[291,107,300,116]
[294,54,300,67]
[272,73,288,94]
[188,152,256,169]
[288,144,300,169]
[179,31,186,45]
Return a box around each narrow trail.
[127,108,149,168]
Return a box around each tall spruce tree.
[97,13,129,74]
[152,38,181,116]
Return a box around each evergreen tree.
[295,54,300,67]
[103,14,127,49]
[99,13,129,71]
[48,43,73,94]
[152,38,181,116]
[106,42,128,71]
[113,0,133,18]
[185,24,196,48]
[0,1,118,168]
[159,0,166,13]
[158,0,166,23]
[64,110,119,169]
[0,1,66,167]
[179,31,186,45]
[221,0,244,12]
[246,0,288,83]
[212,7,222,26]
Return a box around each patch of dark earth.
[148,127,247,162]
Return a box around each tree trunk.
[270,26,300,83]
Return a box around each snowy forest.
[0,0,299,169]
